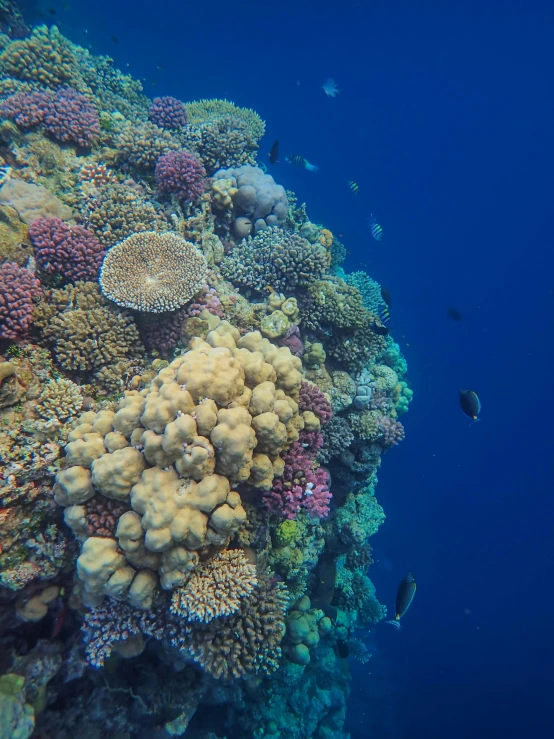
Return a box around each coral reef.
[155,149,206,202]
[0,262,41,340]
[29,217,105,283]
[148,95,187,129]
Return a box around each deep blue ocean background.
[26,0,554,736]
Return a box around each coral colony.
[0,21,413,739]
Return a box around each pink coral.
[148,96,187,129]
[28,217,105,283]
[298,381,332,425]
[0,89,52,128]
[263,437,331,520]
[186,286,223,318]
[0,262,42,340]
[43,87,100,147]
[155,150,206,202]
[277,325,304,357]
[378,415,405,449]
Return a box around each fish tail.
[385,620,401,629]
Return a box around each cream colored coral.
[211,406,256,481]
[53,465,93,506]
[76,537,134,607]
[91,447,146,501]
[64,432,106,468]
[36,378,83,421]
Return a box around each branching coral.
[35,378,83,421]
[29,217,105,283]
[184,99,265,141]
[99,232,207,312]
[42,87,100,147]
[170,549,257,622]
[115,120,180,171]
[191,115,258,174]
[319,416,354,463]
[0,261,42,340]
[221,227,330,294]
[326,322,387,373]
[155,150,206,202]
[0,25,76,87]
[300,277,369,331]
[298,381,332,425]
[148,96,187,129]
[345,270,382,313]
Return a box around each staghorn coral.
[221,227,330,294]
[115,119,180,171]
[99,231,207,312]
[170,549,257,622]
[82,598,145,668]
[0,25,76,87]
[155,150,206,202]
[79,181,169,247]
[0,261,42,340]
[186,569,287,680]
[36,281,144,390]
[148,95,187,129]
[35,378,83,421]
[29,217,105,283]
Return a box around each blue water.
[34,0,554,735]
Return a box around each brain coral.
[221,227,330,294]
[0,25,76,87]
[148,96,187,129]
[155,150,207,203]
[99,232,207,313]
[0,261,42,340]
[57,318,304,604]
[29,217,105,283]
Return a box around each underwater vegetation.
[0,15,413,739]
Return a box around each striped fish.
[286,155,319,172]
[369,214,383,241]
[378,304,391,327]
[348,179,360,195]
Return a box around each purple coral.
[0,89,52,128]
[298,380,332,425]
[148,96,187,129]
[155,150,207,202]
[43,87,100,147]
[263,436,331,520]
[277,325,304,357]
[28,217,105,283]
[378,416,405,449]
[0,262,42,340]
[82,599,144,668]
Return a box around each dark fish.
[48,7,57,14]
[268,139,279,165]
[378,304,391,327]
[111,35,118,44]
[380,286,392,307]
[285,154,319,172]
[336,639,349,659]
[311,553,336,609]
[370,321,389,336]
[459,389,481,420]
[348,180,360,195]
[369,214,383,241]
[387,573,416,628]
[448,307,462,321]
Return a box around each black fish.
[459,389,481,420]
[381,287,392,307]
[387,573,416,628]
[268,139,279,165]
[111,35,118,44]
[378,304,391,327]
[448,307,462,321]
[348,180,360,195]
[336,639,349,659]
[311,553,336,609]
[370,321,389,336]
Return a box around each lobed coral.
[99,231,207,313]
[29,217,105,283]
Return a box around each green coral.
[184,98,265,141]
[306,277,369,329]
[0,674,34,739]
[0,25,76,88]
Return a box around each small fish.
[48,7,57,14]
[111,35,118,44]
[322,78,340,97]
[156,65,163,71]
[459,389,481,420]
[369,214,383,241]
[369,321,389,337]
[378,304,391,327]
[380,287,392,308]
[268,139,279,165]
[448,307,462,321]
[348,180,360,195]
[285,155,319,172]
[386,573,416,628]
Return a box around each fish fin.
[385,620,401,629]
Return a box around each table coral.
[28,217,105,283]
[99,231,207,312]
[0,262,42,340]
